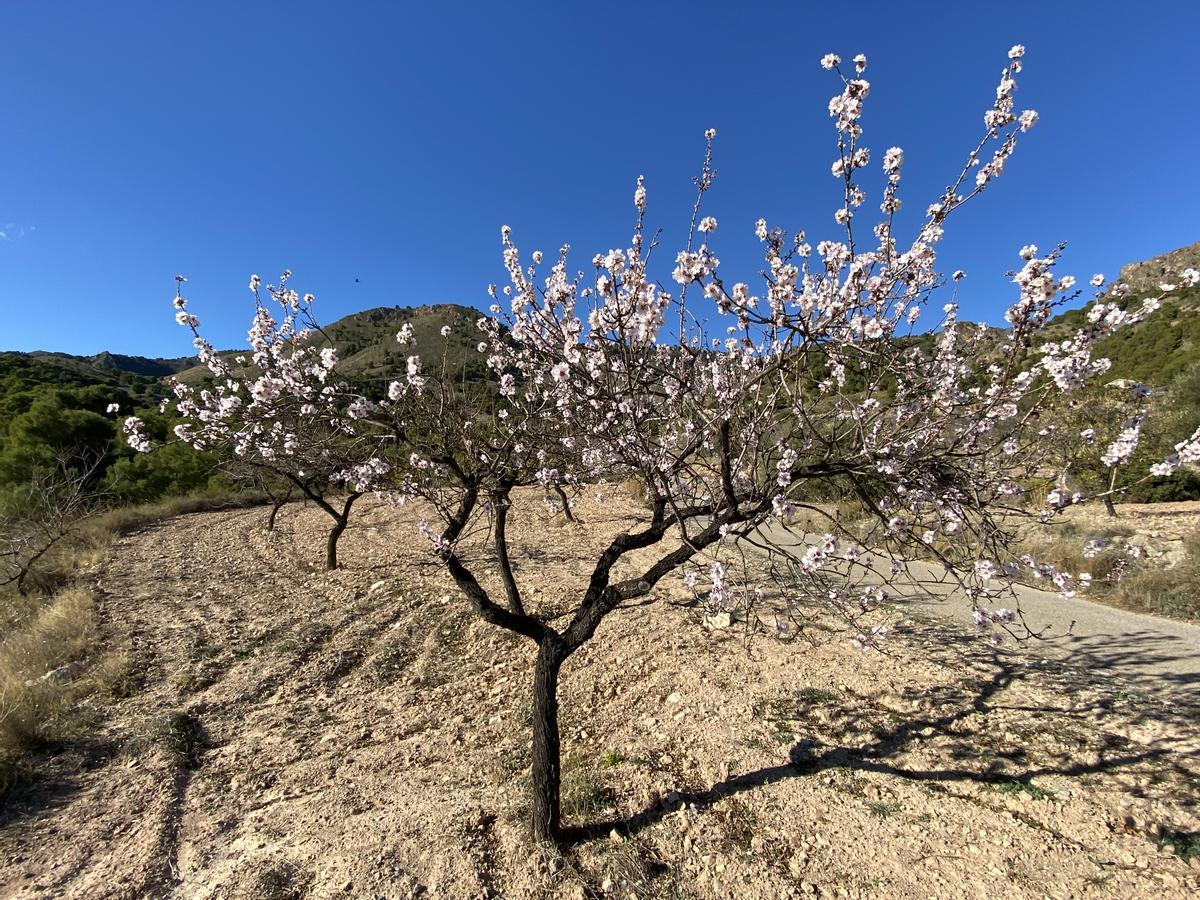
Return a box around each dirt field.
[1,493,1198,898]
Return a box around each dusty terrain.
[1062,500,1200,565]
[1,493,1199,898]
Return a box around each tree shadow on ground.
[574,638,1200,844]
[1046,628,1200,703]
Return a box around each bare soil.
[1,493,1198,898]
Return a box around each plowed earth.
[1,493,1198,898]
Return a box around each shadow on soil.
[576,627,1200,845]
[1048,628,1200,705]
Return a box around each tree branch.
[492,485,525,615]
[441,482,549,643]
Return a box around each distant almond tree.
[123,274,391,569]
[125,46,1200,844]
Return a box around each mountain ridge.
[3,303,492,388]
[1117,239,1200,295]
[4,238,1198,389]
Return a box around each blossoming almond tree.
[380,46,1200,843]
[125,46,1200,844]
[125,274,391,569]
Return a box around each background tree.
[1048,379,1152,516]
[125,275,392,569]
[0,453,107,596]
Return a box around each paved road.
[746,521,1200,707]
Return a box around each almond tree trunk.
[326,515,348,569]
[321,493,360,570]
[530,638,565,843]
[267,496,286,531]
[1105,468,1120,518]
[553,485,575,523]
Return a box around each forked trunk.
[530,638,564,843]
[553,485,575,523]
[322,493,361,570]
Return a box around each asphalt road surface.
[747,521,1200,708]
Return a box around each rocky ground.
[1062,500,1200,568]
[1,492,1198,898]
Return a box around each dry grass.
[615,476,651,508]
[0,491,266,797]
[1017,519,1134,579]
[0,588,98,792]
[1019,522,1200,621]
[783,499,872,537]
[1109,531,1200,620]
[74,491,266,557]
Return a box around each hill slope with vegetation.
[1045,240,1200,386]
[1116,239,1200,296]
[3,234,1199,509]
[0,303,493,505]
[1033,242,1200,502]
[171,303,491,387]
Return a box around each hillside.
[1,351,187,397]
[4,304,491,390]
[1117,240,1200,296]
[171,302,492,386]
[0,346,204,430]
[8,236,1198,395]
[1044,272,1200,386]
[0,303,495,504]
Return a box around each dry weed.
[1018,522,1200,620]
[0,588,96,791]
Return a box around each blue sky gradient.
[1,0,1197,356]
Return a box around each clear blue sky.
[1,0,1197,356]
